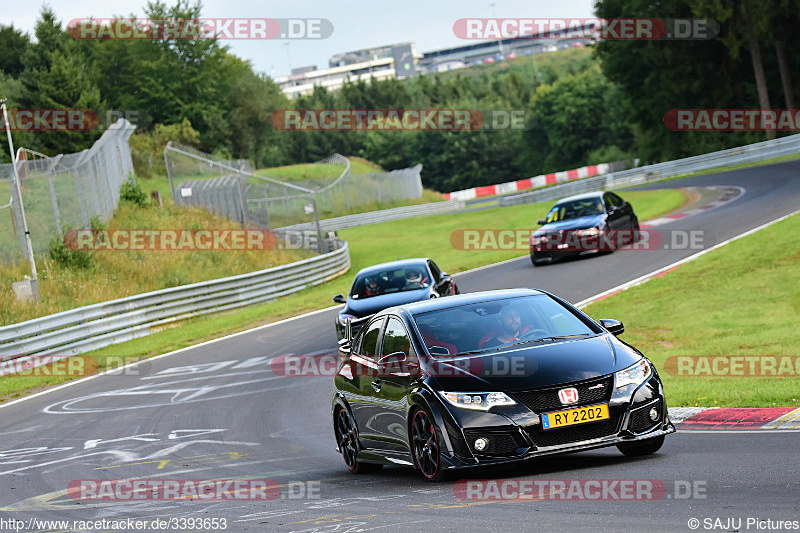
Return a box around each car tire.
[616,435,665,457]
[531,255,544,267]
[409,408,448,482]
[335,408,383,474]
[627,216,640,246]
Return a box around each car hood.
[428,334,642,391]
[536,215,605,232]
[343,289,430,318]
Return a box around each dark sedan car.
[529,191,639,266]
[333,258,458,340]
[332,289,674,481]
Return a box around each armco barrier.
[445,162,624,201]
[500,133,800,207]
[279,199,465,233]
[0,241,350,360]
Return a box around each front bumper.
[443,421,675,470]
[435,375,673,471]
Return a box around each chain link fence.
[0,119,136,265]
[165,143,424,244]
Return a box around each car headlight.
[614,359,652,388]
[439,391,516,411]
[338,314,356,327]
[576,227,601,237]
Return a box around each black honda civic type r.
[332,289,674,481]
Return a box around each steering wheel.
[517,329,550,341]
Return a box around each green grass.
[0,202,312,324]
[0,188,686,402]
[434,46,593,83]
[257,157,384,181]
[582,213,800,407]
[135,156,439,225]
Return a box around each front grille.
[511,376,613,412]
[629,399,662,434]
[525,415,620,448]
[463,429,527,456]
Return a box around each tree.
[0,25,30,78]
[16,8,103,155]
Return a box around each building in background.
[273,29,592,98]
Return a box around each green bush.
[48,229,95,270]
[119,173,149,207]
[587,145,630,167]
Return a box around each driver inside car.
[364,277,383,297]
[479,307,531,348]
[403,270,425,290]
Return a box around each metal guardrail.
[500,133,800,207]
[0,241,350,360]
[279,199,466,233]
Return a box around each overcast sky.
[5,0,597,77]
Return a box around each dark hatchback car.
[529,191,639,266]
[333,258,458,340]
[332,289,674,481]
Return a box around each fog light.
[474,437,489,451]
[649,407,659,421]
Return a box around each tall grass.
[1,200,311,324]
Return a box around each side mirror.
[599,319,624,336]
[537,219,546,225]
[338,319,353,357]
[333,294,346,304]
[337,337,351,357]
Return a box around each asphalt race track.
[1,161,799,532]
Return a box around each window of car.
[381,317,414,357]
[360,318,384,358]
[427,261,441,284]
[605,193,625,208]
[547,198,604,222]
[412,295,600,356]
[350,266,431,299]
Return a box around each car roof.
[381,288,548,316]
[355,258,430,277]
[554,191,606,204]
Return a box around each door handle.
[371,379,382,392]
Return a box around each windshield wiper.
[507,333,592,348]
[453,348,497,357]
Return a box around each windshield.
[545,198,605,223]
[413,295,599,356]
[350,266,431,299]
